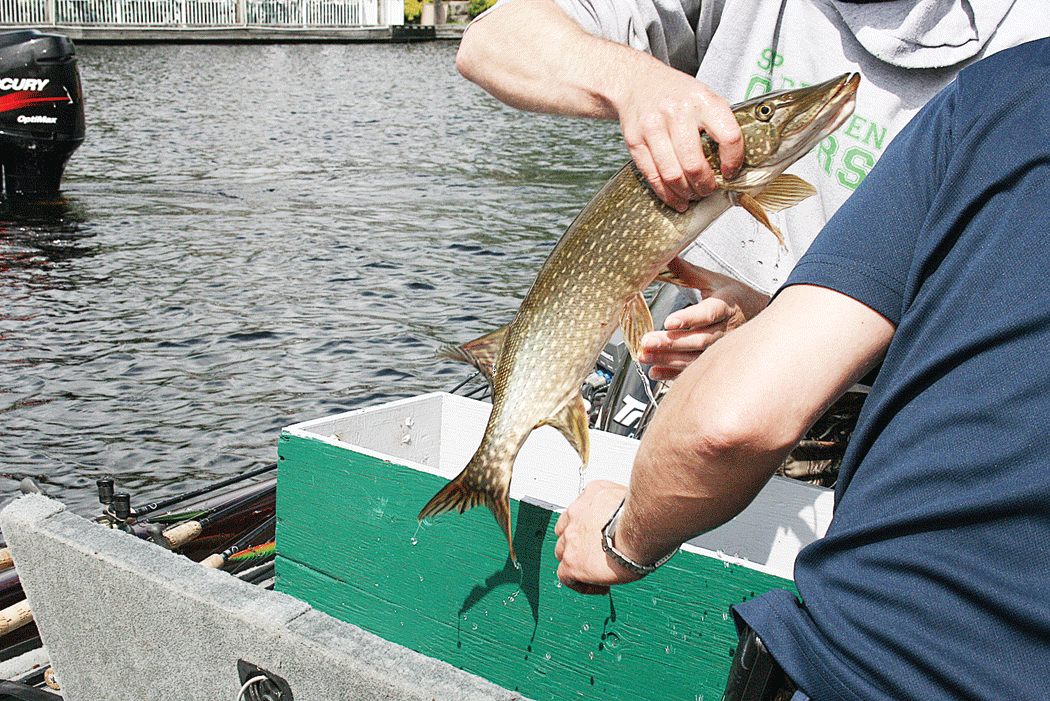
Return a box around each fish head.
[704,73,860,190]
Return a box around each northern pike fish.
[420,74,860,559]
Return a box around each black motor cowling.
[0,30,85,201]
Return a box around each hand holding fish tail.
[554,480,640,595]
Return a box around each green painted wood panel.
[276,431,796,701]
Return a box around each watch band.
[600,498,678,575]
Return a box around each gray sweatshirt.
[484,0,1050,293]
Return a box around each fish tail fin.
[484,488,515,563]
[418,469,487,518]
[418,459,515,562]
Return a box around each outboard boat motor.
[0,30,85,201]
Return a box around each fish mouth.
[780,73,860,156]
[724,73,859,190]
[806,73,860,143]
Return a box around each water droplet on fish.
[581,623,590,632]
[545,653,551,661]
[410,537,418,546]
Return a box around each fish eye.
[755,102,775,121]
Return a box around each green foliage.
[404,0,423,23]
[467,0,495,19]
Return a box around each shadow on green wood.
[275,431,795,701]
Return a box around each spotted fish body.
[420,74,860,560]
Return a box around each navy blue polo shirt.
[735,38,1050,701]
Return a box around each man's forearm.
[613,356,793,566]
[456,0,744,207]
[612,285,895,566]
[457,0,653,119]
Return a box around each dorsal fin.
[437,325,509,384]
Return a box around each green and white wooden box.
[275,392,832,701]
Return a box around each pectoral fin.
[734,174,818,247]
[540,393,590,472]
[437,325,508,384]
[754,174,817,211]
[620,291,655,362]
[620,291,663,407]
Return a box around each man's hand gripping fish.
[420,74,860,560]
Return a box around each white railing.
[0,0,398,26]
[244,0,373,27]
[0,0,52,24]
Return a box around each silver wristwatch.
[600,498,678,575]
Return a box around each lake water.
[0,41,627,515]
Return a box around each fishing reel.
[95,476,137,532]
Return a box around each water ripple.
[0,42,626,515]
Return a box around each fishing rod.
[96,462,277,522]
[0,598,32,638]
[160,482,276,550]
[237,560,275,587]
[448,370,491,400]
[0,569,24,610]
[142,476,276,525]
[200,515,276,569]
[448,371,481,395]
[226,541,275,577]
